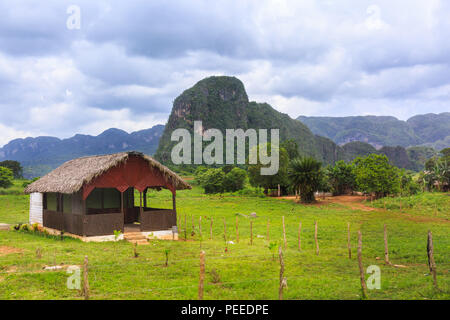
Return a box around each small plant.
[113,230,122,242]
[19,224,29,232]
[268,241,278,261]
[35,248,42,259]
[133,242,139,258]
[164,249,170,267]
[210,268,221,284]
[31,223,39,232]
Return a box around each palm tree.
[288,157,323,203]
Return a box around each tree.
[0,160,23,179]
[281,139,299,160]
[197,168,225,194]
[248,144,289,194]
[223,167,247,192]
[327,161,356,195]
[0,166,14,189]
[288,157,323,203]
[352,154,401,198]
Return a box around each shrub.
[198,168,225,194]
[0,166,14,189]
[223,167,247,192]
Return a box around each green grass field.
[0,185,448,300]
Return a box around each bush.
[223,167,247,192]
[198,168,226,194]
[0,166,14,189]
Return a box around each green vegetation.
[0,167,14,189]
[326,160,356,196]
[194,167,247,194]
[0,160,23,179]
[288,157,323,203]
[0,185,448,300]
[353,154,401,198]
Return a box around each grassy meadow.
[0,183,448,300]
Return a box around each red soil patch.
[0,246,23,256]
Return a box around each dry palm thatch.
[24,151,191,194]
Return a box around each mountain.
[155,76,343,166]
[297,113,450,149]
[0,125,164,178]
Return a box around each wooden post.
[139,192,143,221]
[384,224,390,265]
[278,246,287,300]
[198,251,205,300]
[357,231,368,299]
[298,222,302,251]
[143,188,147,209]
[267,219,270,241]
[172,191,176,212]
[427,230,438,289]
[210,217,213,240]
[223,219,227,243]
[314,221,319,255]
[282,216,287,250]
[250,220,253,245]
[83,255,89,300]
[236,216,239,243]
[347,222,351,259]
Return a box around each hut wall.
[29,193,43,225]
[71,191,84,215]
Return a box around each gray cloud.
[0,0,449,146]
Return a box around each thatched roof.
[24,151,191,194]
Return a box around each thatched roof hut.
[26,151,190,238]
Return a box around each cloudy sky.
[0,0,449,146]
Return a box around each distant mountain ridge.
[0,125,164,178]
[297,113,450,149]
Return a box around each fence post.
[282,216,287,250]
[314,221,319,255]
[250,220,253,246]
[278,246,287,300]
[210,217,213,240]
[347,222,351,259]
[427,230,438,289]
[224,219,227,243]
[236,216,239,243]
[298,222,302,251]
[198,251,205,300]
[357,231,368,299]
[384,224,390,265]
[83,255,89,300]
[184,214,187,241]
